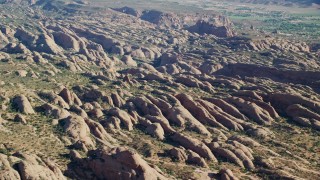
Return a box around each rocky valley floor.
[0,0,319,179]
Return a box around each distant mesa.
[112,6,142,17]
[187,18,236,37]
[113,6,236,37]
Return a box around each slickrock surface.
[0,0,319,179]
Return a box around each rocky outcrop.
[71,146,167,180]
[107,108,134,131]
[216,63,320,88]
[52,31,80,51]
[61,115,95,147]
[145,123,165,140]
[187,17,235,37]
[130,49,146,59]
[204,97,247,120]
[59,88,82,106]
[14,152,66,180]
[111,92,125,108]
[175,94,224,128]
[140,10,181,28]
[13,95,35,114]
[84,118,115,143]
[226,97,274,125]
[14,28,36,46]
[166,104,210,135]
[175,75,214,93]
[198,100,244,131]
[186,150,208,167]
[0,154,20,179]
[122,55,137,67]
[286,104,320,130]
[229,135,261,147]
[171,132,217,161]
[112,6,142,17]
[169,147,188,162]
[212,147,244,168]
[39,91,70,109]
[286,104,320,121]
[41,103,71,119]
[2,43,31,54]
[1,2,320,180]
[36,34,63,54]
[218,169,239,180]
[249,38,309,52]
[159,52,182,66]
[267,93,320,113]
[14,114,27,124]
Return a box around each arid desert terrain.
[0,0,319,179]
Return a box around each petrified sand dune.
[71,146,168,180]
[0,1,319,179]
[171,132,217,161]
[13,95,35,114]
[0,154,21,179]
[15,153,66,180]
